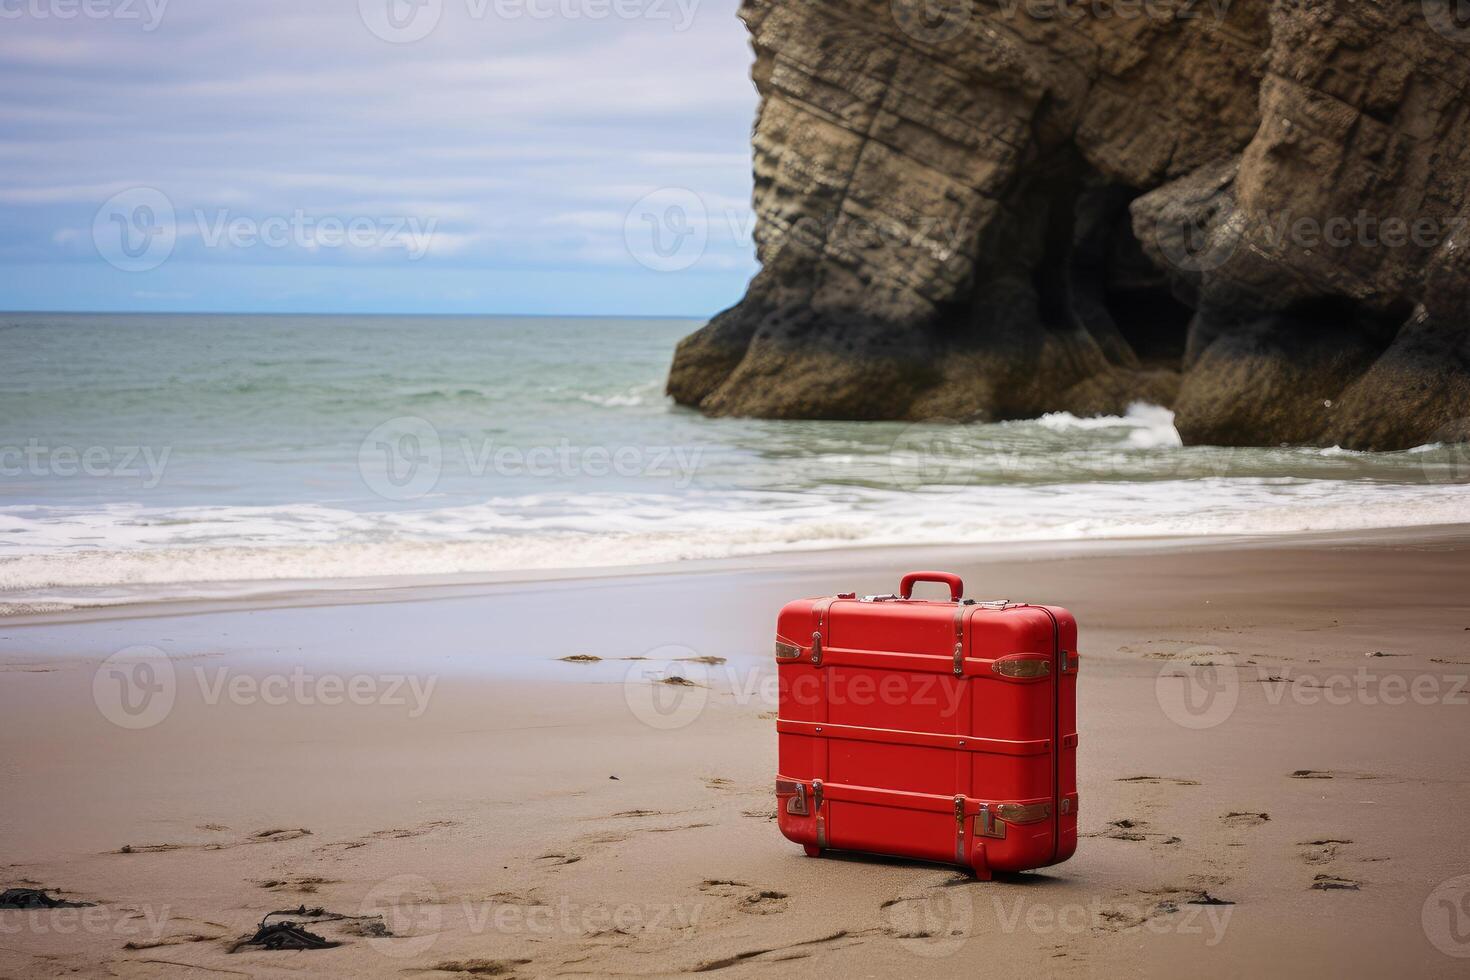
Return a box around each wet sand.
[2,526,1470,977]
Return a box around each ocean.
[2,312,1466,613]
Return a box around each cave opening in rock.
[1069,181,1196,372]
[1102,246,1196,369]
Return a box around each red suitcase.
[774,571,1078,879]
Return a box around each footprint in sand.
[256,875,340,894]
[117,827,312,854]
[698,879,790,915]
[1120,640,1238,661]
[1116,775,1200,786]
[368,820,458,841]
[578,822,713,846]
[1288,769,1382,781]
[427,958,533,977]
[691,931,860,973]
[741,807,777,821]
[1311,874,1361,891]
[1221,812,1269,828]
[1298,839,1353,864]
[739,890,790,915]
[122,933,225,951]
[535,853,582,867]
[1095,887,1235,932]
[1087,818,1181,845]
[314,820,458,857]
[703,777,734,791]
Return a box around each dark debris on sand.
[0,888,94,909]
[228,905,384,952]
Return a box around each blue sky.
[0,0,759,315]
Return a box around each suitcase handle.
[899,571,964,601]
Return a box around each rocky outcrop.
[668,0,1470,449]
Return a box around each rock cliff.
[667,0,1470,449]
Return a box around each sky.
[0,0,760,316]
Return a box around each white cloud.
[0,0,759,308]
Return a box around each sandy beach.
[3,526,1470,977]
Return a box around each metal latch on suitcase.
[777,779,823,817]
[777,779,807,815]
[977,803,1006,839]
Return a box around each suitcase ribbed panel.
[775,579,1078,878]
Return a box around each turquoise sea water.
[1,312,1466,611]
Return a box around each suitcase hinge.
[814,780,826,848]
[810,630,822,666]
[952,602,968,678]
[954,795,966,863]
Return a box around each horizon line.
[0,309,715,320]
